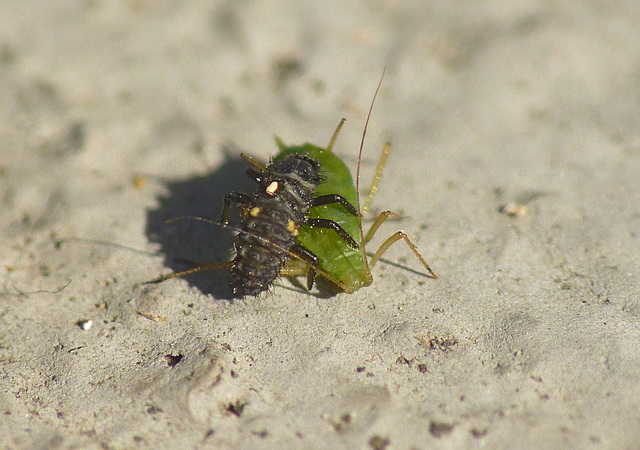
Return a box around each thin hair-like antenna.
[356,68,386,273]
[145,216,351,292]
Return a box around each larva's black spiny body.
[231,155,322,297]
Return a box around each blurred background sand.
[1,1,639,448]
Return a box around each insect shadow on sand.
[145,147,256,299]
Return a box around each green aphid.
[147,76,437,295]
[270,115,437,293]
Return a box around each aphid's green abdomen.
[273,141,372,292]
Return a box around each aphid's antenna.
[55,237,158,256]
[142,215,231,284]
[356,67,386,272]
[165,215,217,226]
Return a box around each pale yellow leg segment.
[327,118,346,152]
[365,211,438,279]
[281,258,351,293]
[364,210,392,246]
[240,153,266,171]
[144,261,233,284]
[369,231,438,279]
[278,266,308,277]
[362,141,392,215]
[279,262,315,290]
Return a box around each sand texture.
[1,1,639,449]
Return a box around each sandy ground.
[1,1,640,449]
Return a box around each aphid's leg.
[281,256,352,293]
[143,261,234,285]
[365,211,438,279]
[279,261,309,288]
[240,153,266,171]
[289,243,319,290]
[312,194,358,215]
[218,220,350,293]
[363,210,391,246]
[362,141,392,216]
[306,218,359,249]
[220,192,252,226]
[327,118,346,152]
